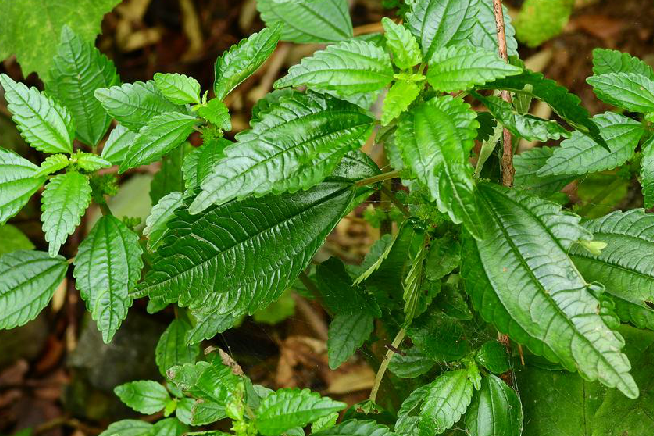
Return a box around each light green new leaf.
[154,73,201,105]
[381,81,420,126]
[461,183,637,398]
[274,40,394,96]
[0,148,45,224]
[382,18,422,70]
[0,74,74,154]
[587,73,654,113]
[427,46,522,92]
[182,139,229,191]
[214,26,280,100]
[41,172,92,256]
[396,95,483,238]
[515,0,574,47]
[312,420,395,436]
[76,153,112,172]
[255,388,346,436]
[327,312,374,370]
[152,418,187,436]
[0,0,121,79]
[119,112,198,173]
[419,369,475,435]
[145,192,184,249]
[513,147,574,195]
[73,215,143,342]
[592,48,654,79]
[256,0,353,43]
[642,136,654,208]
[167,356,241,406]
[190,91,372,213]
[101,125,137,165]
[155,318,200,376]
[0,250,67,329]
[0,224,34,257]
[94,81,181,131]
[34,154,70,178]
[47,26,120,146]
[115,380,170,415]
[197,99,231,131]
[98,420,154,436]
[537,112,643,176]
[465,375,522,436]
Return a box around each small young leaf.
[145,192,184,249]
[0,224,34,257]
[425,234,461,281]
[0,148,44,225]
[34,154,70,178]
[176,397,225,426]
[255,388,346,436]
[154,73,201,105]
[587,73,654,113]
[381,80,420,126]
[274,40,394,96]
[327,311,374,370]
[155,318,200,376]
[214,26,280,100]
[98,420,153,436]
[76,153,112,172]
[0,74,74,154]
[592,48,654,79]
[419,369,475,435]
[382,18,422,70]
[114,380,170,415]
[0,250,67,329]
[101,125,137,165]
[465,375,523,436]
[197,99,231,130]
[41,172,92,256]
[167,355,241,406]
[513,147,574,195]
[475,341,510,375]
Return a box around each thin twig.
[355,170,402,187]
[379,185,411,218]
[369,328,406,403]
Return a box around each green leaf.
[41,172,92,256]
[513,147,574,196]
[99,420,154,436]
[407,312,469,362]
[475,341,510,375]
[396,385,430,436]
[138,180,357,331]
[312,420,395,436]
[0,0,121,79]
[642,136,654,208]
[167,356,241,406]
[427,46,521,92]
[190,91,372,213]
[119,112,198,173]
[381,81,420,127]
[214,26,280,100]
[155,318,200,376]
[101,125,137,165]
[461,183,637,398]
[33,154,70,178]
[0,74,74,154]
[255,388,346,436]
[473,92,570,142]
[182,139,229,192]
[403,233,429,324]
[452,0,519,57]
[150,143,191,205]
[592,48,654,80]
[610,293,654,331]
[114,380,170,415]
[316,257,380,316]
[327,311,374,370]
[389,346,436,379]
[419,369,475,435]
[253,289,295,324]
[465,375,522,436]
[46,26,120,146]
[425,234,461,281]
[274,40,394,96]
[382,18,422,70]
[256,0,353,44]
[176,397,225,426]
[94,81,181,131]
[0,224,34,257]
[76,153,112,172]
[145,192,184,250]
[197,100,231,131]
[0,250,67,329]
[396,95,483,238]
[587,73,654,113]
[154,73,201,105]
[0,149,44,224]
[537,112,643,176]
[73,215,143,342]
[151,418,188,436]
[515,0,574,47]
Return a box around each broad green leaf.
[382,18,422,70]
[154,73,201,105]
[407,312,469,362]
[0,0,121,79]
[256,0,353,43]
[0,250,67,329]
[274,40,394,96]
[255,388,346,436]
[419,369,475,435]
[327,311,374,369]
[196,99,231,131]
[461,183,637,398]
[114,380,170,415]
[425,234,460,281]
[537,112,643,176]
[150,143,191,205]
[465,375,522,436]
[513,147,574,195]
[587,73,654,113]
[0,74,74,154]
[475,341,510,375]
[46,26,119,146]
[381,81,420,127]
[176,397,225,426]
[311,413,339,433]
[95,81,180,131]
[452,0,518,56]
[145,192,184,249]
[101,125,137,165]
[76,153,112,172]
[73,215,143,342]
[167,356,241,406]
[331,150,381,181]
[119,112,198,173]
[0,224,34,257]
[316,257,380,316]
[642,136,654,208]
[427,46,521,92]
[312,420,395,436]
[41,172,92,256]
[186,310,241,344]
[155,318,200,376]
[473,92,569,142]
[515,0,574,47]
[190,91,372,213]
[250,88,295,126]
[182,139,229,191]
[396,385,430,436]
[214,26,280,100]
[389,347,436,379]
[138,181,357,330]
[574,173,629,219]
[99,420,154,436]
[396,95,483,238]
[151,418,188,436]
[610,293,654,331]
[33,154,70,178]
[592,48,654,79]
[0,148,44,224]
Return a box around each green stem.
[356,170,402,187]
[369,328,406,403]
[379,185,411,218]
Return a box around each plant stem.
[379,185,411,218]
[355,170,402,187]
[369,328,406,403]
